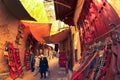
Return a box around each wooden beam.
[54,1,71,9]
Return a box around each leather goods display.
[6,43,23,79]
[24,49,31,71]
[14,48,23,77]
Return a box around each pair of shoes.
[44,77,46,79]
[40,77,43,79]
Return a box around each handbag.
[46,69,50,77]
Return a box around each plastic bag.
[46,69,50,77]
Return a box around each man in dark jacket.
[39,54,49,79]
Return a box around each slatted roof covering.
[54,0,78,25]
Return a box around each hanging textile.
[24,49,31,71]
[59,51,66,67]
[6,42,23,79]
[71,51,98,80]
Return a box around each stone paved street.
[5,57,69,80]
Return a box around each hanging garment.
[111,46,118,74]
[111,44,120,80]
[104,54,115,80]
[99,52,112,80]
[94,50,106,80]
[24,49,31,71]
[7,44,18,79]
[117,43,120,72]
[94,57,106,80]
[85,56,99,80]
[71,51,98,80]
[82,56,98,80]
[110,25,120,80]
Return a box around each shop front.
[71,0,120,80]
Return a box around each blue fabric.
[30,54,35,63]
[116,32,119,40]
[82,57,97,80]
[30,54,35,72]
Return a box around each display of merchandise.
[24,49,31,71]
[14,48,24,77]
[8,48,18,79]
[71,46,112,80]
[59,51,66,67]
[5,42,23,79]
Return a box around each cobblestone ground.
[4,57,69,80]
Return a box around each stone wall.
[0,1,25,73]
[44,1,60,35]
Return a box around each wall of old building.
[0,1,25,73]
[71,26,81,66]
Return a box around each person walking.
[33,54,40,76]
[39,54,49,79]
[30,51,35,72]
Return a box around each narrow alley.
[0,0,120,80]
[5,57,69,80]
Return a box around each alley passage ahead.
[5,57,68,80]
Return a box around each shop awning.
[54,0,78,25]
[20,21,52,43]
[107,0,120,17]
[44,29,70,43]
[3,0,35,21]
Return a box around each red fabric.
[59,51,66,67]
[8,44,18,79]
[9,61,14,66]
[71,71,84,80]
[71,53,98,80]
[99,54,111,80]
[78,1,120,44]
[24,49,31,71]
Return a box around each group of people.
[30,52,49,79]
